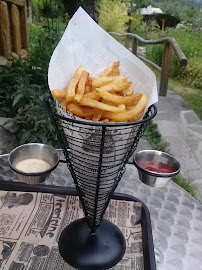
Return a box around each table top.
[0,151,202,270]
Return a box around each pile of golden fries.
[51,61,148,122]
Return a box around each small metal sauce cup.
[133,150,180,188]
[8,143,59,184]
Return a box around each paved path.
[153,89,202,200]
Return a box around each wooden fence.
[0,0,29,64]
[109,32,187,96]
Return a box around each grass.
[150,67,202,121]
[143,121,169,152]
[167,78,202,121]
[173,175,198,200]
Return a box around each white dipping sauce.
[16,159,51,173]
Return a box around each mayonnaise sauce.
[16,159,51,173]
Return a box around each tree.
[61,0,98,22]
[123,0,158,32]
[96,0,129,33]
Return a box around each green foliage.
[172,175,197,199]
[32,0,43,21]
[181,58,202,89]
[145,27,202,89]
[32,0,65,22]
[157,0,200,24]
[96,0,129,33]
[146,44,163,66]
[0,58,57,146]
[167,28,202,59]
[143,121,169,152]
[130,15,146,35]
[0,25,66,147]
[177,90,202,121]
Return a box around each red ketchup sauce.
[139,161,174,174]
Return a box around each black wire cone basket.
[45,95,157,270]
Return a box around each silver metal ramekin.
[8,143,59,184]
[133,150,180,188]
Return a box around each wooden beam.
[125,35,130,49]
[109,32,187,67]
[132,37,138,55]
[161,19,166,31]
[0,1,11,58]
[138,55,161,72]
[3,0,24,7]
[20,0,29,53]
[11,4,22,54]
[159,41,172,96]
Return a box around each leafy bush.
[172,175,197,200]
[0,25,66,147]
[129,15,146,36]
[32,0,65,23]
[181,58,202,89]
[145,27,202,89]
[143,121,169,152]
[146,44,163,67]
[96,0,129,33]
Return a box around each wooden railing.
[0,0,29,64]
[109,32,187,96]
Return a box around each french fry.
[80,98,126,113]
[102,99,116,106]
[51,89,66,99]
[92,110,103,121]
[85,116,93,120]
[92,76,127,88]
[96,89,142,105]
[73,65,84,80]
[96,79,132,93]
[84,84,92,94]
[67,103,94,118]
[116,91,124,96]
[82,90,100,100]
[66,66,83,102]
[125,88,133,96]
[98,67,112,77]
[60,99,67,110]
[52,62,148,123]
[128,116,139,122]
[75,71,89,102]
[88,77,95,85]
[102,94,148,122]
[108,61,120,76]
[101,119,110,123]
[98,61,120,77]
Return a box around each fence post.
[20,0,29,54]
[0,1,11,58]
[125,35,129,49]
[159,41,172,96]
[11,4,21,55]
[132,37,138,55]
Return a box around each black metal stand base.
[58,218,126,270]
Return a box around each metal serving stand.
[44,95,157,270]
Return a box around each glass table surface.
[0,151,202,270]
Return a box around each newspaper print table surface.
[0,152,202,270]
[0,190,143,270]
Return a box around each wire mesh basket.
[45,95,157,232]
